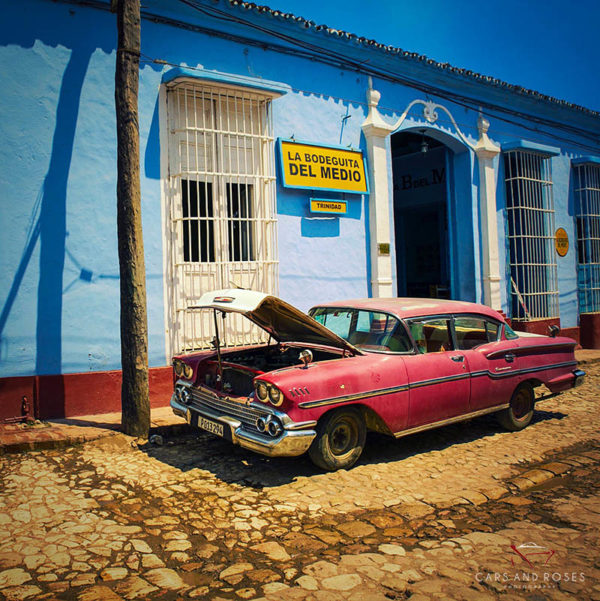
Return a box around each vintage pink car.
[170,290,584,470]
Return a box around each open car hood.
[189,289,361,355]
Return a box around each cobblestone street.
[1,364,599,601]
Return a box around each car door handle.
[504,352,516,363]
[450,355,464,362]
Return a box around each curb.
[0,421,194,455]
[460,446,599,509]
[575,353,600,366]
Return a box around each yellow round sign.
[555,228,569,257]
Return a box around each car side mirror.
[548,325,560,338]
[299,349,313,368]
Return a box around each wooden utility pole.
[114,0,150,437]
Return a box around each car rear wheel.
[308,408,366,471]
[497,382,535,431]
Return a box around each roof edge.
[228,0,600,119]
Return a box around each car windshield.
[310,307,412,352]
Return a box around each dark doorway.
[392,131,450,299]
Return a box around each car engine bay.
[196,344,341,397]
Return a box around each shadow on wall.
[0,45,95,379]
[300,216,340,237]
[36,46,95,377]
[0,1,115,418]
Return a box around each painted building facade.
[1,0,599,419]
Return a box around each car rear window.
[311,308,412,353]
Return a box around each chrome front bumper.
[170,393,317,457]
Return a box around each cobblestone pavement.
[1,364,599,601]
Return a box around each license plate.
[198,416,224,438]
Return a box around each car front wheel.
[308,407,366,471]
[497,382,535,431]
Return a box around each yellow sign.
[555,228,569,257]
[279,140,368,194]
[310,199,347,215]
[378,243,390,256]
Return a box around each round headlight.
[183,363,193,380]
[268,386,283,407]
[173,360,183,377]
[256,382,268,401]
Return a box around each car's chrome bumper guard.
[573,369,586,388]
[170,394,316,457]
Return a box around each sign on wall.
[279,139,369,194]
[555,228,569,257]
[309,198,347,215]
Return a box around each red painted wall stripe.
[0,367,173,420]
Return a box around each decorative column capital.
[362,85,395,139]
[473,113,501,159]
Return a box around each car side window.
[347,311,412,352]
[454,316,500,350]
[407,318,453,354]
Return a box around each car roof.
[310,297,505,321]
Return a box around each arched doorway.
[392,131,451,298]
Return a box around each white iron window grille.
[574,163,600,313]
[504,150,559,320]
[165,81,279,353]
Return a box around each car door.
[453,315,520,412]
[404,317,470,428]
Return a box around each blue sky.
[266,0,600,113]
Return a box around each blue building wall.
[1,1,121,378]
[1,0,597,382]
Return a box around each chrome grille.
[190,386,268,430]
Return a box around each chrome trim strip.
[298,384,409,409]
[471,360,577,380]
[299,372,468,409]
[485,342,576,360]
[285,420,318,430]
[393,404,510,438]
[298,359,578,410]
[518,360,578,375]
[408,372,470,389]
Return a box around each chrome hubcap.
[330,420,356,455]
[512,389,532,420]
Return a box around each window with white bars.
[504,150,559,320]
[574,162,600,313]
[165,81,279,354]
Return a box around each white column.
[361,85,395,298]
[473,115,502,310]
